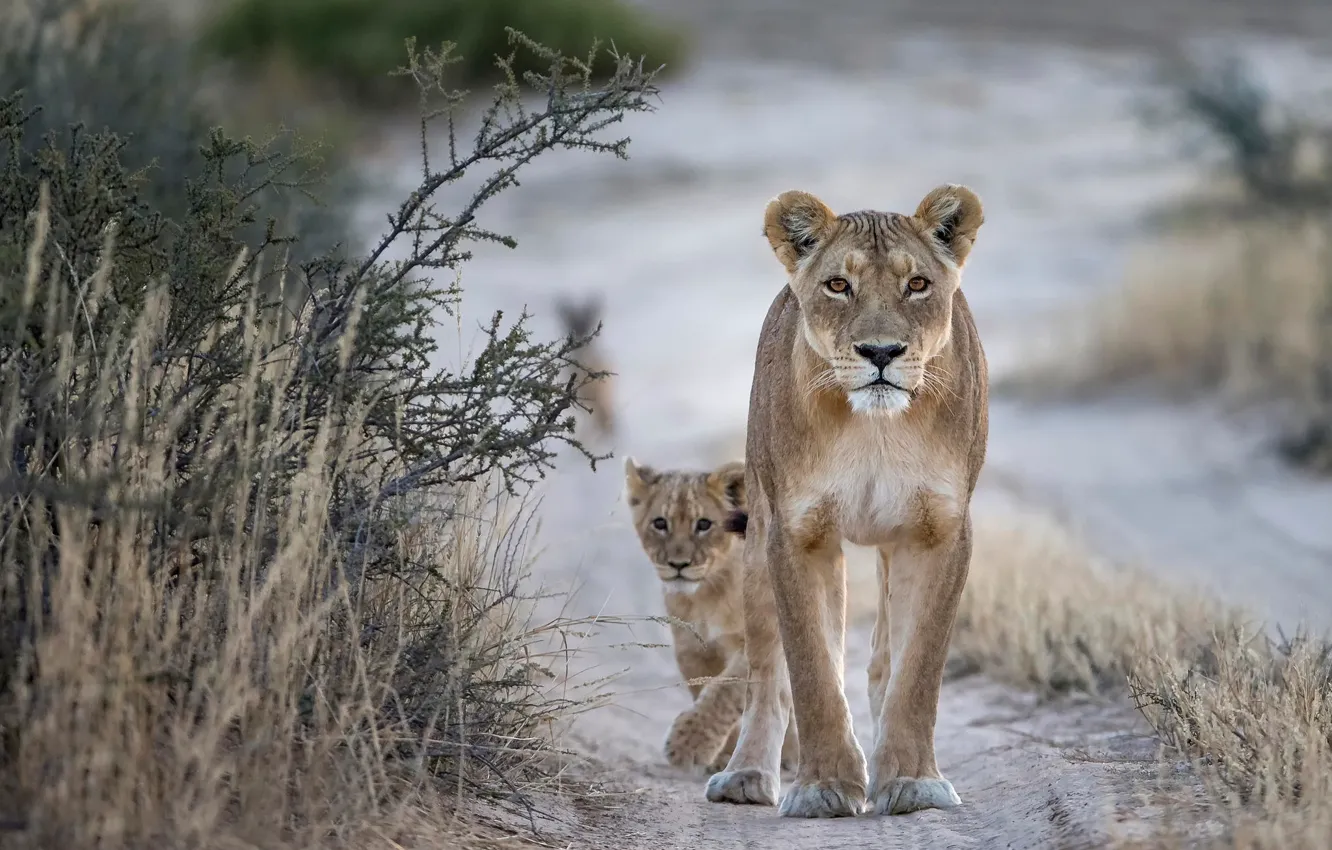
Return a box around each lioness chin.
[704,184,988,819]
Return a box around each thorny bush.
[0,27,658,847]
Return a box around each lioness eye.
[652,517,668,531]
[907,276,930,293]
[824,277,850,294]
[695,518,712,532]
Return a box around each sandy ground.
[354,4,1332,846]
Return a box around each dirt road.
[358,5,1332,845]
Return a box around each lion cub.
[624,457,797,773]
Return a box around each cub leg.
[664,651,748,772]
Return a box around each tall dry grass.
[0,198,568,849]
[934,509,1332,848]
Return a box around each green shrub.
[1,0,358,266]
[203,0,687,100]
[0,30,658,848]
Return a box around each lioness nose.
[668,560,692,570]
[854,342,907,370]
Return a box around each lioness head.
[624,458,746,594]
[763,184,984,416]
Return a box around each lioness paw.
[778,778,866,818]
[705,768,778,806]
[869,776,961,815]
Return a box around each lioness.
[705,185,988,818]
[624,457,798,773]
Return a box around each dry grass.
[0,220,571,850]
[847,510,1237,695]
[1023,218,1330,406]
[907,507,1332,847]
[951,511,1240,696]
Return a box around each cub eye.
[824,277,850,295]
[695,518,713,532]
[907,276,931,293]
[651,517,669,532]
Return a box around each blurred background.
[6,0,1332,845]
[106,0,1332,671]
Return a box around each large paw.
[705,768,779,806]
[778,778,866,818]
[663,711,724,773]
[869,776,961,815]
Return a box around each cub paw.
[778,778,866,818]
[705,768,778,806]
[869,776,961,815]
[663,710,724,773]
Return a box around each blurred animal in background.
[557,295,616,439]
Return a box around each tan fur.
[704,185,989,818]
[558,297,616,438]
[625,458,799,774]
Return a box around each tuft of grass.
[202,0,689,103]
[0,201,560,846]
[948,511,1236,695]
[938,508,1332,846]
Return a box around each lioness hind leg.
[867,547,892,743]
[867,524,971,816]
[779,714,800,773]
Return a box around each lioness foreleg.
[768,523,866,818]
[867,523,971,815]
[705,521,790,807]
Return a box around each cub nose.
[854,342,907,371]
[668,560,692,571]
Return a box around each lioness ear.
[624,457,656,507]
[913,184,984,267]
[764,191,837,273]
[706,461,746,510]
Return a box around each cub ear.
[913,184,984,267]
[624,456,657,507]
[763,190,837,273]
[705,460,746,510]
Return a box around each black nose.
[854,342,907,371]
[668,560,691,570]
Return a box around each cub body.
[624,458,797,773]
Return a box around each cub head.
[763,184,984,416]
[623,457,746,595]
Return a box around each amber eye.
[652,517,668,532]
[695,518,713,533]
[824,277,850,295]
[907,276,931,293]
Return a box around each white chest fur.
[789,417,963,549]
